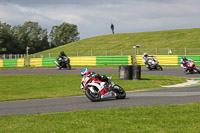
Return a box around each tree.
[49,22,79,48]
[0,21,14,54]
[1,21,79,54]
[12,21,49,54]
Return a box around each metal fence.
[138,48,200,56]
[1,48,200,59]
[0,54,26,59]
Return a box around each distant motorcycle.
[81,76,126,102]
[184,60,200,74]
[54,57,71,70]
[146,57,163,71]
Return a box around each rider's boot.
[107,77,115,87]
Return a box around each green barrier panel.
[97,61,129,65]
[96,56,129,65]
[178,56,200,66]
[42,58,57,66]
[3,59,18,67]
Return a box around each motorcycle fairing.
[87,82,116,99]
[87,82,106,92]
[101,91,116,99]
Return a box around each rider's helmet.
[143,52,148,58]
[81,68,89,77]
[182,56,187,62]
[60,51,67,56]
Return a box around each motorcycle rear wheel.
[112,85,126,99]
[85,88,101,102]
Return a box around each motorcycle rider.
[180,56,193,72]
[142,53,154,68]
[58,51,67,66]
[80,68,114,90]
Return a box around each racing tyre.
[85,88,101,102]
[57,66,61,70]
[112,85,126,99]
[157,65,163,71]
[67,64,71,70]
[147,67,152,71]
[194,68,200,74]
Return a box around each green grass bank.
[36,28,200,56]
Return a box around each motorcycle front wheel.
[57,66,61,70]
[85,88,101,102]
[147,66,152,71]
[194,68,200,74]
[157,65,163,71]
[67,63,71,70]
[112,85,126,99]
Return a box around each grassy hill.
[36,28,200,57]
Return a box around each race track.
[1,67,200,78]
[0,67,200,116]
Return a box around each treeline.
[0,21,79,54]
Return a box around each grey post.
[133,44,141,64]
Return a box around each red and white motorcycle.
[81,76,126,102]
[184,60,200,74]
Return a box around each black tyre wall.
[119,65,141,80]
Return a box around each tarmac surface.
[1,67,200,78]
[0,67,200,116]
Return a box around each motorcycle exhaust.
[101,91,116,99]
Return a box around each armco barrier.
[96,56,132,65]
[178,56,200,66]
[0,59,24,67]
[30,58,42,67]
[3,59,17,67]
[136,55,178,65]
[42,58,56,66]
[70,57,96,66]
[2,55,200,67]
[17,59,25,67]
[30,58,57,67]
[30,56,132,67]
[0,60,3,67]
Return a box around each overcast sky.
[0,0,200,39]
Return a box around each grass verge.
[0,102,200,132]
[0,65,120,70]
[0,74,186,101]
[0,65,184,70]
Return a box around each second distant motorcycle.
[146,57,163,71]
[55,56,71,70]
